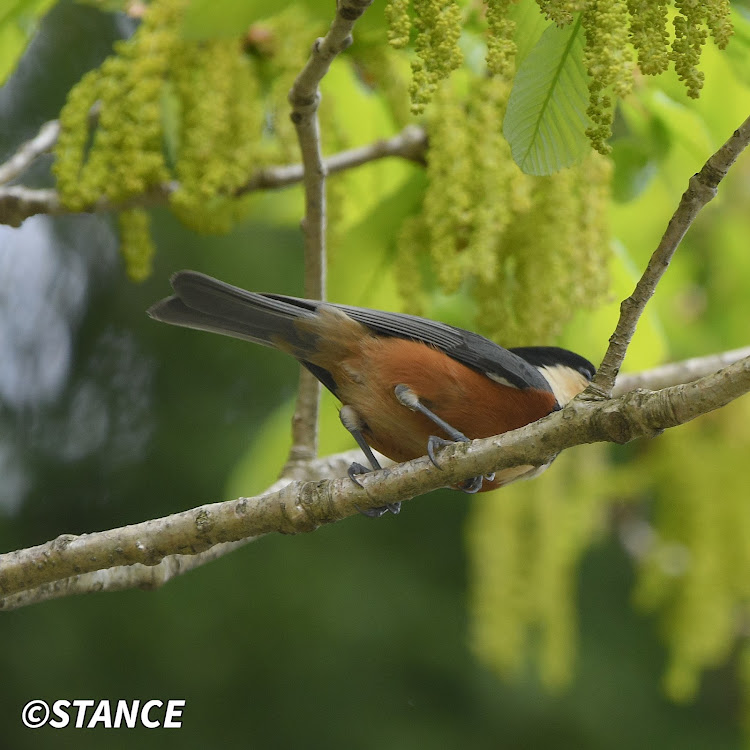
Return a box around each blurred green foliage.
[2,0,750,748]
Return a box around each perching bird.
[149,271,595,516]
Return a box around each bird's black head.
[510,346,596,406]
[510,346,595,379]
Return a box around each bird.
[148,271,595,516]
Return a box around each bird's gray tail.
[147,270,318,354]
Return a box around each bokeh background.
[3,1,750,747]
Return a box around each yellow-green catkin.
[398,73,610,345]
[535,0,584,27]
[54,0,185,210]
[485,0,517,77]
[169,38,263,233]
[391,1,732,154]
[478,151,611,344]
[118,208,155,282]
[404,0,463,114]
[55,0,324,271]
[467,446,607,690]
[627,0,670,76]
[385,0,412,48]
[633,400,750,703]
[671,0,732,99]
[403,80,474,297]
[395,75,527,313]
[582,0,634,154]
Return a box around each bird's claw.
[347,461,371,488]
[457,475,483,494]
[426,435,486,493]
[357,501,402,518]
[348,462,401,518]
[427,435,464,469]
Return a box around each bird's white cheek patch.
[538,365,589,406]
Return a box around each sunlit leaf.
[503,16,591,176]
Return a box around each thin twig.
[235,124,427,194]
[0,103,99,187]
[0,125,426,227]
[2,354,750,605]
[282,0,375,473]
[591,116,750,397]
[0,121,60,186]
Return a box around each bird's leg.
[339,405,400,517]
[394,384,494,494]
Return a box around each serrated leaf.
[503,16,591,176]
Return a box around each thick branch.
[0,449,385,611]
[2,355,749,604]
[3,347,741,611]
[591,116,750,397]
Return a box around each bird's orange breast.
[327,336,558,468]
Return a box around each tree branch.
[612,345,750,396]
[0,125,426,227]
[2,354,749,605]
[282,0,375,473]
[0,104,99,187]
[0,449,387,611]
[2,346,744,611]
[591,116,750,397]
[0,120,60,186]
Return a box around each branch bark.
[2,355,749,606]
[0,449,385,611]
[612,345,750,396]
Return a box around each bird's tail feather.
[147,270,316,353]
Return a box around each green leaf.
[509,0,550,69]
[0,0,57,87]
[503,15,591,176]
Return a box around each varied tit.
[149,271,595,517]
